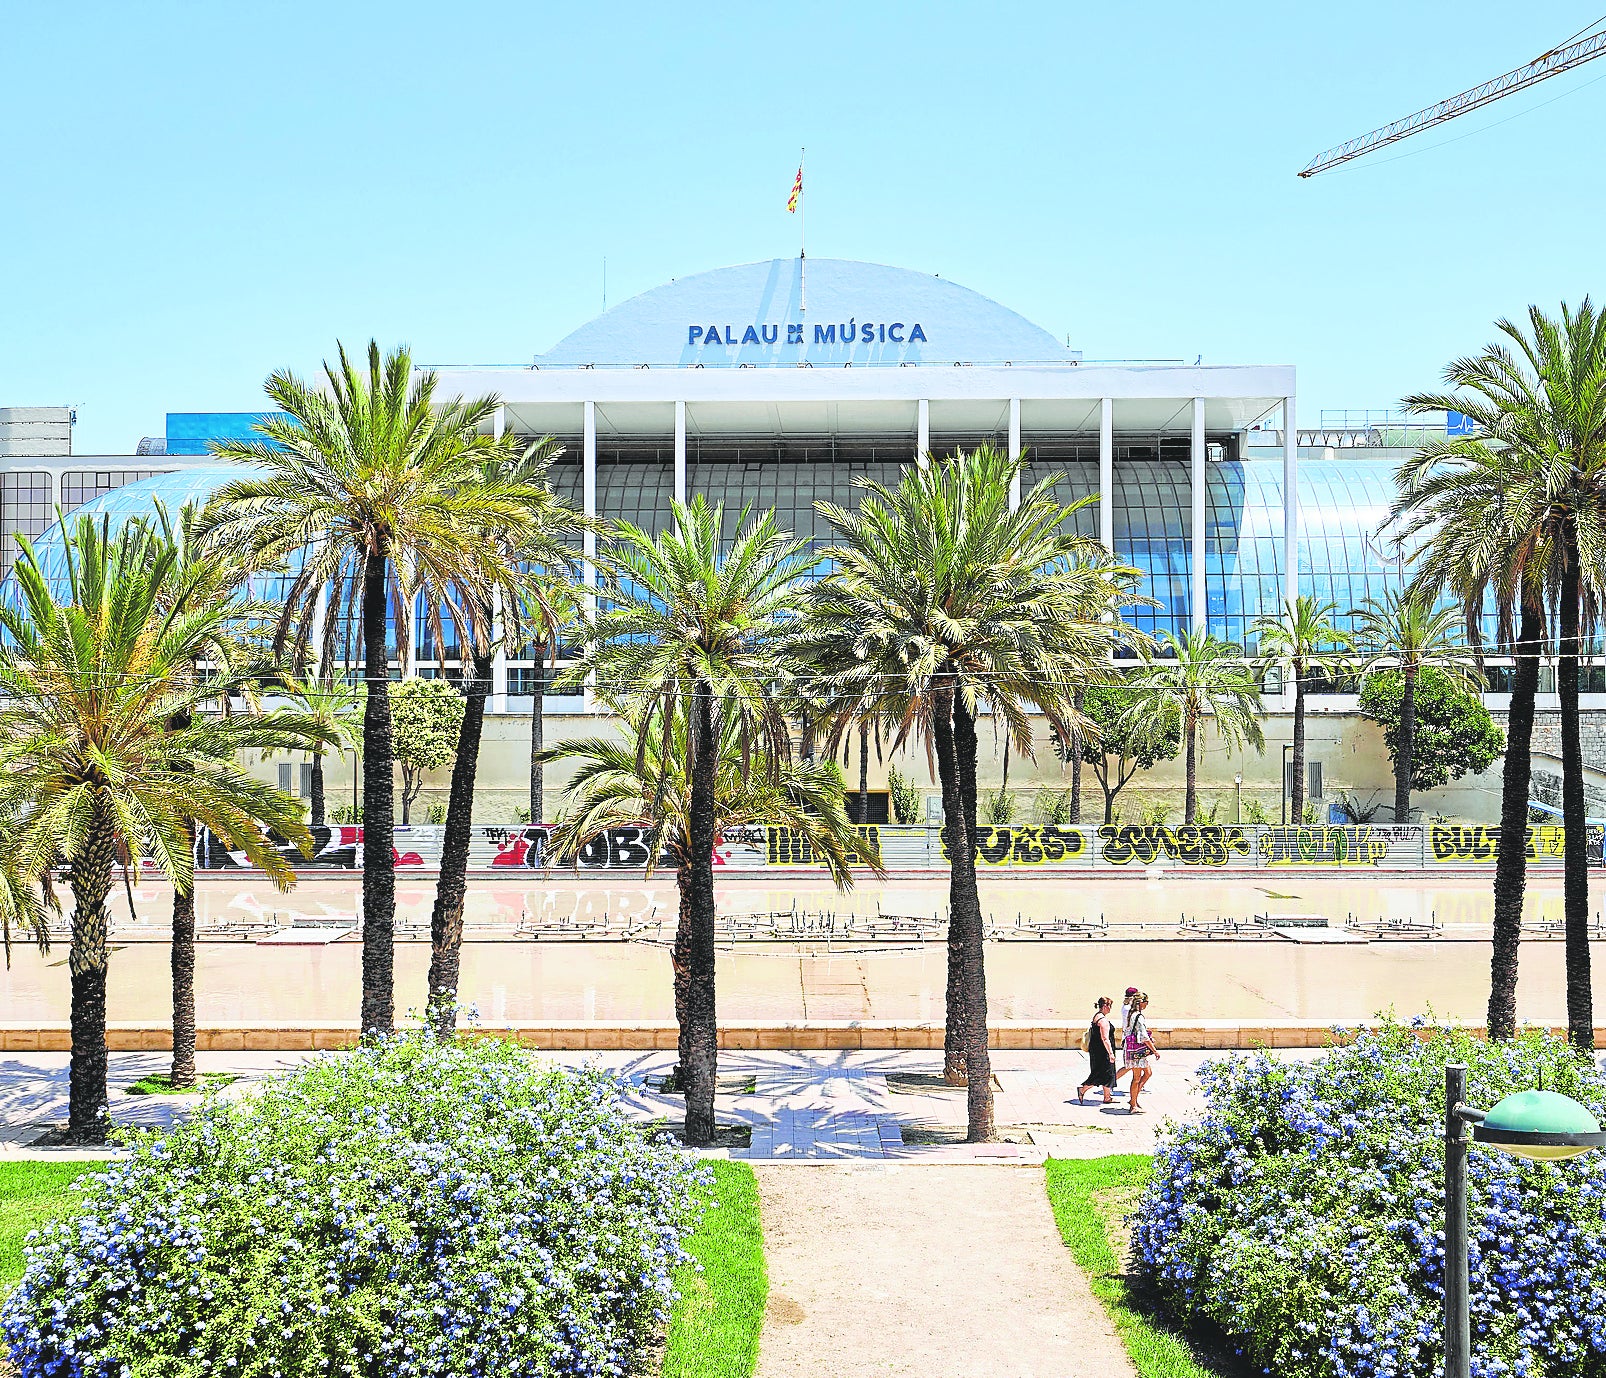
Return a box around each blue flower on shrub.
[1129,1020,1606,1378]
[1,1033,709,1377]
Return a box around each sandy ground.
[752,1164,1134,1378]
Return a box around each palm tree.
[283,675,363,828]
[523,578,585,826]
[1252,596,1350,824]
[1350,590,1481,825]
[808,447,1141,1138]
[0,828,51,967]
[203,341,541,1037]
[425,437,589,1039]
[542,696,878,1094]
[1136,629,1265,824]
[0,515,326,1142]
[149,501,276,1091]
[1395,300,1606,1050]
[565,496,813,1145]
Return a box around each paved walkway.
[753,1164,1134,1378]
[0,1046,1279,1160]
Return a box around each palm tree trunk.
[1559,562,1594,1054]
[672,860,693,1083]
[682,677,720,1145]
[309,749,326,827]
[1395,664,1417,824]
[528,644,546,822]
[67,803,115,1144]
[168,705,198,1091]
[1069,687,1084,823]
[428,645,491,1040]
[1290,668,1306,823]
[169,820,197,1090]
[1488,596,1543,1041]
[360,550,396,1038]
[857,720,870,824]
[1184,708,1199,824]
[944,689,980,1085]
[944,686,994,1140]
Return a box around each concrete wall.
[0,407,72,457]
[262,702,1552,826]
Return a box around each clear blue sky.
[7,3,1606,453]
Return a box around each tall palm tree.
[1136,629,1265,824]
[0,515,326,1142]
[0,827,51,967]
[203,341,543,1037]
[808,448,1141,1138]
[1395,300,1606,1051]
[149,501,276,1091]
[542,696,878,1092]
[565,496,813,1145]
[1252,596,1350,824]
[1350,590,1481,825]
[425,437,589,1039]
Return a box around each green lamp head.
[1476,1090,1605,1161]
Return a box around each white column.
[1283,394,1299,611]
[916,398,930,468]
[1191,397,1206,634]
[1007,397,1021,509]
[673,399,687,507]
[492,404,505,441]
[491,590,509,715]
[1098,397,1113,552]
[583,400,598,712]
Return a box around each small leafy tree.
[1359,666,1503,794]
[1052,683,1181,824]
[390,677,465,825]
[887,766,922,824]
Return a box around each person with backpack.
[1076,996,1118,1105]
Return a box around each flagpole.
[799,146,806,313]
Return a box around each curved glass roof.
[22,464,263,587]
[536,257,1075,368]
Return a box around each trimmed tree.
[1051,682,1181,823]
[390,677,465,826]
[1358,666,1503,795]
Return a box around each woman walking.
[1124,991,1159,1114]
[1076,996,1118,1105]
[1112,986,1140,1095]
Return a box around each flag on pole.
[787,164,803,213]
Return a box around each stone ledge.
[2,1020,1603,1052]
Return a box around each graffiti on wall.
[1257,825,1415,867]
[199,825,431,870]
[939,825,1089,866]
[768,825,881,866]
[1098,824,1253,867]
[1429,824,1568,863]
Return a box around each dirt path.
[753,1164,1134,1378]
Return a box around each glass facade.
[689,437,909,554]
[61,468,169,511]
[12,450,1497,690]
[1,472,54,574]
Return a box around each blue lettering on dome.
[685,319,929,350]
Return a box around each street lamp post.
[1442,1063,1606,1378]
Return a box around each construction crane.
[1299,19,1606,177]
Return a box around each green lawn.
[2,1158,768,1378]
[1045,1156,1223,1378]
[663,1160,767,1378]
[0,1161,98,1289]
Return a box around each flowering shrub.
[2,1034,707,1377]
[1131,1020,1606,1378]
